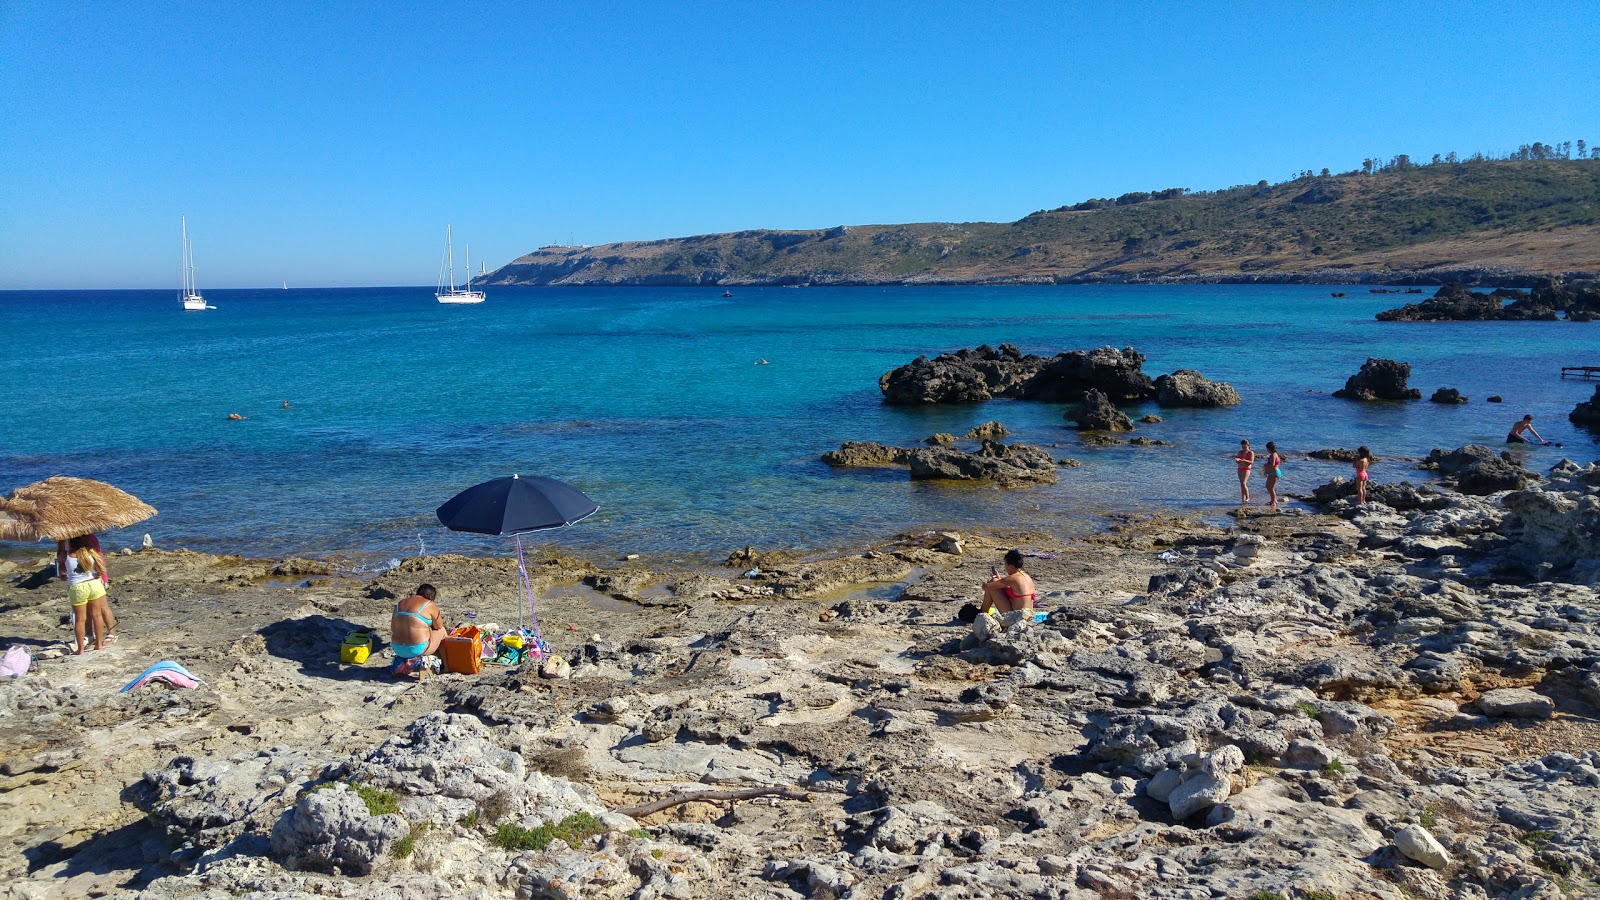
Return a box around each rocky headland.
[479,160,1600,288]
[5,445,1600,898]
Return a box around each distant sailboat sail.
[436,225,486,304]
[179,216,215,311]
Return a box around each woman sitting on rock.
[981,549,1036,614]
[390,584,446,678]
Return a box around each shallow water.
[2,285,1595,563]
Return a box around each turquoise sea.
[2,285,1596,565]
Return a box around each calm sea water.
[2,285,1596,565]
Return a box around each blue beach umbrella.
[435,474,599,654]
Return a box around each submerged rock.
[1332,358,1421,401]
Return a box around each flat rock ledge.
[824,439,1060,485]
[8,449,1600,900]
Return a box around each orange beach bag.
[440,626,483,675]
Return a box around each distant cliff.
[484,159,1600,287]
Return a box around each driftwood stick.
[615,786,810,818]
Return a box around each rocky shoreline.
[4,451,1600,899]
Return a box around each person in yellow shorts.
[60,535,114,654]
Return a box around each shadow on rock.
[257,615,389,681]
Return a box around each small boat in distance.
[436,225,486,304]
[179,216,215,311]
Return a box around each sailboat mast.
[466,242,472,291]
[447,225,457,291]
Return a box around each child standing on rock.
[59,535,115,654]
[1233,440,1255,504]
[1262,442,1284,511]
[1353,446,1375,504]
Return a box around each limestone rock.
[267,784,408,875]
[1168,771,1231,819]
[1333,358,1421,401]
[1429,387,1468,404]
[1476,688,1553,719]
[539,654,573,679]
[1154,369,1240,407]
[1069,389,1133,432]
[1393,823,1451,870]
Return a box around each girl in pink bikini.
[1233,440,1255,504]
[1353,446,1374,504]
[981,549,1036,614]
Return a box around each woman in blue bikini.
[390,584,446,677]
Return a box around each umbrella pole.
[514,534,545,655]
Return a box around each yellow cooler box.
[341,631,373,664]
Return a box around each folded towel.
[120,660,203,693]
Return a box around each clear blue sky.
[2,1,1596,289]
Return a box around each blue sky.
[2,1,1596,289]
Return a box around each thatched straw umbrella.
[0,476,157,542]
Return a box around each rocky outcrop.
[1154,369,1241,407]
[1069,389,1134,431]
[963,420,1008,439]
[879,345,1162,405]
[1503,461,1600,582]
[1377,280,1600,322]
[1427,444,1535,495]
[1376,283,1507,321]
[1332,358,1421,401]
[1021,346,1154,402]
[1571,385,1600,428]
[821,441,915,467]
[908,440,1058,485]
[1430,387,1467,403]
[268,785,409,875]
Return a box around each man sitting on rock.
[1506,414,1550,446]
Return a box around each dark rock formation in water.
[878,344,1158,405]
[1572,386,1600,429]
[1430,387,1468,403]
[823,438,1057,485]
[1376,280,1600,322]
[1154,369,1241,407]
[1333,358,1421,401]
[1069,389,1134,432]
[821,441,915,467]
[908,440,1058,485]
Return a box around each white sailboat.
[179,216,214,311]
[436,225,486,304]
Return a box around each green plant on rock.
[1301,890,1338,900]
[1250,891,1287,900]
[1518,828,1555,850]
[459,810,479,828]
[492,812,607,852]
[351,783,399,817]
[1295,702,1319,717]
[1419,803,1438,830]
[1320,759,1346,777]
[391,822,430,859]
